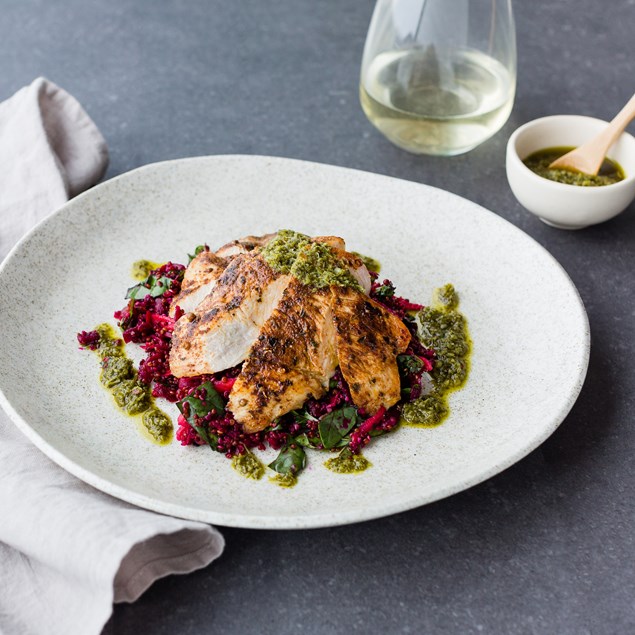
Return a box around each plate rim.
[0,154,591,529]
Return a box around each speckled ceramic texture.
[0,155,590,529]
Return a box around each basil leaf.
[149,276,173,297]
[186,418,218,451]
[188,245,206,264]
[126,281,151,300]
[176,381,225,451]
[294,433,321,449]
[397,354,424,375]
[126,275,173,300]
[318,406,360,450]
[291,409,318,425]
[268,443,306,475]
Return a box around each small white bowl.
[506,115,635,229]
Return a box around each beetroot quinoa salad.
[78,240,470,487]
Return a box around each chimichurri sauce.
[325,450,371,474]
[401,284,471,427]
[269,472,298,488]
[232,451,265,480]
[131,259,162,280]
[87,323,173,444]
[261,229,363,291]
[523,147,625,186]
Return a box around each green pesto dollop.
[433,282,458,311]
[523,147,625,186]
[112,378,150,415]
[131,259,161,280]
[142,408,173,445]
[84,323,173,443]
[100,355,134,388]
[232,451,265,480]
[95,323,124,358]
[402,285,471,428]
[416,305,469,390]
[401,394,448,427]
[324,451,371,474]
[269,472,298,488]
[261,229,363,291]
[261,230,312,272]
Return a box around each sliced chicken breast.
[215,233,276,259]
[331,286,411,414]
[169,250,227,317]
[228,279,338,432]
[169,253,291,377]
[334,249,372,294]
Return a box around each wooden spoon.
[549,93,635,175]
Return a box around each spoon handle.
[590,92,635,158]
[549,92,635,174]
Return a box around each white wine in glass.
[360,0,516,156]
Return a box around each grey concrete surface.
[3,1,635,633]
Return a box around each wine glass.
[360,0,516,156]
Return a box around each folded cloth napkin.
[0,78,225,635]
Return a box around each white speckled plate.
[0,156,589,529]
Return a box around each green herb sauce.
[131,259,161,280]
[269,472,298,488]
[142,408,173,444]
[261,229,362,291]
[402,284,471,427]
[232,451,265,480]
[88,323,173,445]
[325,451,371,474]
[523,147,625,186]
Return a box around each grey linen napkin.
[0,78,224,635]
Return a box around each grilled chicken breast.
[170,230,409,431]
[169,250,227,317]
[331,287,411,415]
[169,253,291,377]
[228,279,338,432]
